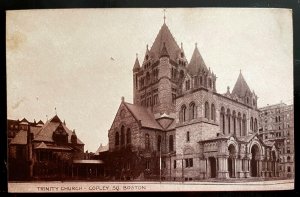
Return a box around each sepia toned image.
[6,8,294,192]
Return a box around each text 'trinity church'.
[104,14,279,181]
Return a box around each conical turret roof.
[187,44,208,76]
[231,72,252,98]
[132,55,140,72]
[149,23,181,61]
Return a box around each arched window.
[250,117,253,131]
[157,135,161,151]
[211,104,215,121]
[180,70,184,79]
[180,105,187,122]
[126,128,131,145]
[169,135,174,152]
[254,118,258,132]
[121,126,125,146]
[238,112,242,136]
[287,156,291,162]
[186,80,190,90]
[115,132,119,146]
[233,111,236,134]
[220,107,225,134]
[145,134,150,150]
[200,76,203,85]
[287,166,291,172]
[146,72,150,85]
[227,109,231,133]
[208,78,212,88]
[242,114,247,136]
[189,102,196,120]
[205,102,209,119]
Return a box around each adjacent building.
[105,20,279,181]
[259,103,294,178]
[8,115,85,180]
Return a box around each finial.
[146,44,148,50]
[195,42,198,48]
[181,42,183,49]
[136,53,138,58]
[55,107,57,115]
[121,96,125,102]
[46,115,48,121]
[163,9,166,24]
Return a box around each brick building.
[8,115,85,180]
[106,20,279,180]
[259,103,294,178]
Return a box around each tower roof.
[187,44,208,76]
[132,54,140,72]
[231,71,252,98]
[149,23,181,61]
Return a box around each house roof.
[33,115,84,145]
[35,142,73,151]
[124,102,163,130]
[10,130,27,145]
[95,144,109,155]
[231,72,252,98]
[187,45,208,76]
[149,23,181,61]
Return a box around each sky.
[6,8,293,152]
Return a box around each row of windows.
[115,126,131,146]
[220,107,248,136]
[141,94,158,107]
[173,158,193,169]
[179,102,216,122]
[139,69,159,89]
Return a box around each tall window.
[157,135,161,151]
[186,80,190,90]
[115,132,119,146]
[173,160,177,169]
[180,105,187,122]
[169,135,174,152]
[186,131,190,142]
[227,109,231,133]
[189,102,196,120]
[126,128,131,145]
[185,158,193,168]
[254,118,257,132]
[242,114,247,136]
[205,102,209,119]
[211,104,215,121]
[145,134,150,150]
[220,107,225,134]
[238,113,242,136]
[121,126,125,146]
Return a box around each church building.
[106,17,279,180]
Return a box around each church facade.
[106,20,279,180]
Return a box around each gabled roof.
[149,23,181,61]
[37,120,44,125]
[33,115,84,145]
[124,102,163,130]
[10,130,27,145]
[34,142,73,151]
[231,72,252,98]
[187,45,208,76]
[95,144,109,155]
[132,56,140,72]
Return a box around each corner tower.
[132,22,187,117]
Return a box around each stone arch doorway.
[209,157,217,178]
[228,144,236,178]
[251,144,259,177]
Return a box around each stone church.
[106,19,279,180]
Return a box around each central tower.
[132,22,188,117]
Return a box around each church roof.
[160,42,170,58]
[231,72,252,98]
[95,144,109,155]
[149,23,181,61]
[33,115,84,145]
[132,56,140,72]
[187,45,208,76]
[124,102,163,130]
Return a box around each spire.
[160,42,169,58]
[149,22,181,61]
[187,43,208,76]
[231,71,252,98]
[132,53,140,72]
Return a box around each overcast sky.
[6,8,293,152]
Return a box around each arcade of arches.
[199,136,279,179]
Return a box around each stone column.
[244,159,250,178]
[237,159,244,178]
[217,157,229,179]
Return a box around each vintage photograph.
[6,8,294,192]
